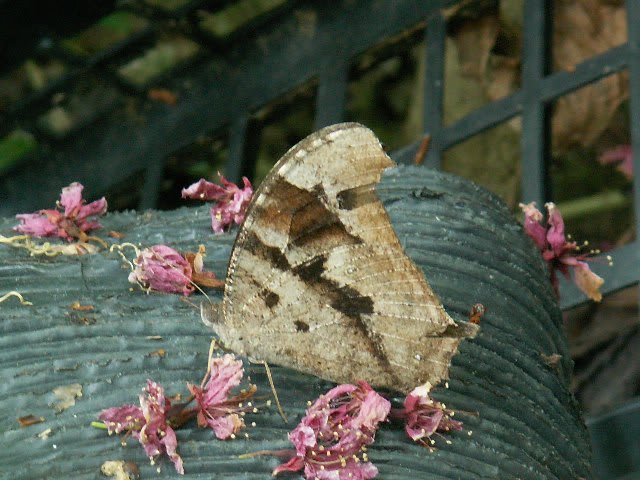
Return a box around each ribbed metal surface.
[0,167,590,479]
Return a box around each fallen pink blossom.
[393,382,462,445]
[99,380,184,474]
[128,245,194,296]
[273,381,390,480]
[187,354,256,440]
[14,182,107,241]
[182,175,253,233]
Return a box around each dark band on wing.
[289,184,362,250]
[262,289,280,308]
[243,230,391,372]
[336,184,378,210]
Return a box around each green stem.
[555,190,630,222]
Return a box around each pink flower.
[598,144,633,180]
[187,354,256,440]
[99,380,184,474]
[128,245,194,296]
[182,175,253,233]
[14,182,107,241]
[394,383,462,445]
[520,202,604,302]
[128,245,222,295]
[273,381,390,480]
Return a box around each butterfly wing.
[207,123,477,393]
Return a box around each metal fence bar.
[434,40,627,152]
[520,0,550,207]
[227,113,250,183]
[627,0,640,310]
[315,62,348,129]
[540,44,629,102]
[423,13,446,168]
[441,92,523,150]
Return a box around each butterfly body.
[203,123,478,393]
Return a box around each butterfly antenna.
[200,338,219,388]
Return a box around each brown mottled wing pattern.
[207,123,476,393]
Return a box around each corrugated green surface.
[0,167,590,479]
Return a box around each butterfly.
[202,123,478,393]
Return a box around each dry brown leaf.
[52,383,82,412]
[452,14,499,78]
[101,460,140,480]
[551,0,628,153]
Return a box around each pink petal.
[618,151,634,179]
[406,409,444,440]
[14,213,59,237]
[272,456,305,476]
[211,206,233,234]
[288,424,317,456]
[98,404,145,433]
[161,426,184,474]
[356,386,391,431]
[60,182,84,217]
[181,178,228,201]
[545,203,569,255]
[573,261,604,302]
[76,219,103,233]
[78,197,108,220]
[206,414,243,440]
[139,425,163,457]
[202,354,244,405]
[519,202,547,251]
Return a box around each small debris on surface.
[108,230,126,239]
[52,383,83,412]
[67,313,97,325]
[148,348,166,358]
[101,460,140,480]
[17,414,45,427]
[69,301,95,311]
[541,353,563,369]
[37,428,53,439]
[145,335,163,340]
[0,290,33,305]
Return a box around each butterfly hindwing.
[208,123,477,393]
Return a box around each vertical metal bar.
[226,113,250,183]
[139,155,165,210]
[627,0,640,268]
[315,62,347,129]
[423,13,445,168]
[520,0,551,206]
